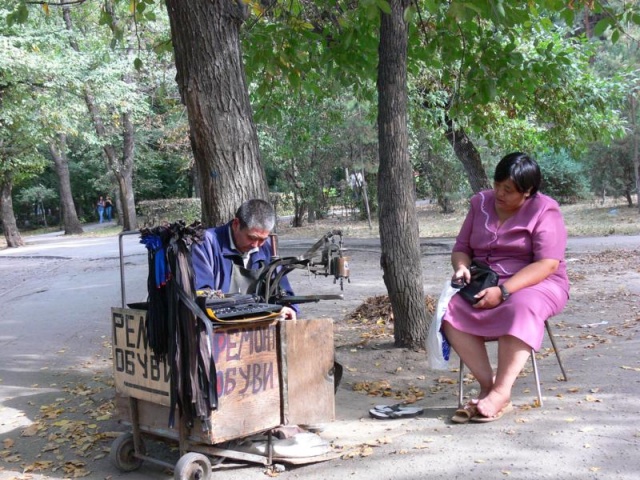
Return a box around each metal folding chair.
[457,320,568,407]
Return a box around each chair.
[457,320,568,407]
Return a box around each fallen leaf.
[21,424,40,437]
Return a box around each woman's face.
[493,179,529,213]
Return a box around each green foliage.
[535,149,590,203]
[137,198,201,227]
[583,139,636,201]
[4,0,640,228]
[16,184,57,205]
[259,91,378,225]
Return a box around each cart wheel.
[174,452,212,480]
[109,432,143,472]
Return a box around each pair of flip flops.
[369,403,424,419]
[452,400,514,424]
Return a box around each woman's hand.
[451,252,472,287]
[451,265,471,288]
[472,286,503,309]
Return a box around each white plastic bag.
[426,280,458,370]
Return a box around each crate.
[112,308,334,444]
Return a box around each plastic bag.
[426,280,458,370]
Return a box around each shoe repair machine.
[110,226,348,479]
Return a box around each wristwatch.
[499,284,510,302]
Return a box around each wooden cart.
[110,232,336,479]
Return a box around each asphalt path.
[0,225,639,480]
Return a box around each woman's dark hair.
[494,152,541,196]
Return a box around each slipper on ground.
[470,402,514,423]
[451,401,478,424]
[369,404,424,419]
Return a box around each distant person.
[104,196,113,222]
[191,198,297,320]
[442,152,569,423]
[96,196,105,224]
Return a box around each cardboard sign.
[112,308,171,406]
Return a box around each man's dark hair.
[235,199,275,231]
[494,152,542,196]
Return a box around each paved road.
[0,226,639,479]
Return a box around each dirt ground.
[287,233,640,413]
[2,205,640,479]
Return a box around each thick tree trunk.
[0,172,24,247]
[445,117,491,193]
[165,0,269,226]
[49,134,83,235]
[377,0,428,350]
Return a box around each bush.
[535,150,590,204]
[137,198,201,227]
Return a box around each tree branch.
[25,0,88,6]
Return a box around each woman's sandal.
[451,400,478,424]
[470,402,514,423]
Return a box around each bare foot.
[477,374,496,401]
[476,389,510,418]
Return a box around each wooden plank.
[115,393,178,440]
[112,308,171,406]
[112,310,333,444]
[113,311,282,444]
[200,321,282,443]
[280,318,335,425]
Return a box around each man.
[192,198,297,320]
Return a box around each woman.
[105,196,113,222]
[442,152,569,423]
[96,196,105,224]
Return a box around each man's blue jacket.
[191,221,295,301]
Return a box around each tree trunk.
[377,0,428,350]
[445,116,491,193]
[630,94,640,213]
[359,168,373,229]
[165,0,269,226]
[49,134,83,235]
[0,171,24,247]
[62,5,138,231]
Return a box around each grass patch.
[2,198,639,249]
[277,198,640,239]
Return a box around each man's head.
[231,199,275,253]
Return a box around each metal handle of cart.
[118,230,142,308]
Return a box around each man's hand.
[281,306,297,320]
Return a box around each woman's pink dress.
[442,190,569,350]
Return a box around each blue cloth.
[191,222,296,306]
[140,234,169,288]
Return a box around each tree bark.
[444,116,491,193]
[0,171,24,247]
[377,0,428,350]
[165,0,269,226]
[49,134,84,235]
[630,94,639,213]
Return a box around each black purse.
[457,261,499,304]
